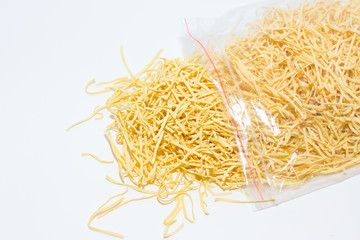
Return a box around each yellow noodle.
[81,153,113,164]
[71,1,360,238]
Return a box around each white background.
[1,0,360,239]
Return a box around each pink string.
[184,18,264,200]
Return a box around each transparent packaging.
[183,0,360,209]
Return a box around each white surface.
[0,0,359,239]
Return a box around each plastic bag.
[183,0,360,209]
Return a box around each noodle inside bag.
[185,0,360,208]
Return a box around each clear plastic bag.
[183,0,360,209]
